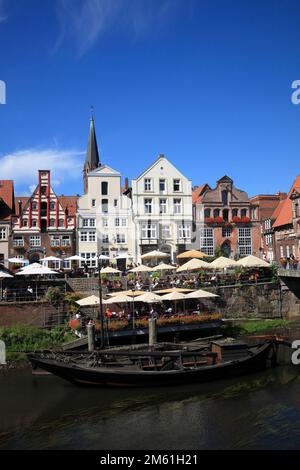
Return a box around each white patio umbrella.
[152,263,177,271]
[129,265,153,273]
[65,255,86,261]
[41,256,61,262]
[115,253,133,260]
[16,263,57,275]
[236,255,271,268]
[98,254,110,260]
[185,289,219,299]
[141,250,170,260]
[76,295,100,306]
[134,292,162,303]
[209,257,237,269]
[0,271,13,301]
[103,294,133,304]
[176,258,210,272]
[177,249,207,259]
[108,290,147,297]
[8,257,28,265]
[154,287,194,294]
[100,266,121,274]
[160,291,188,315]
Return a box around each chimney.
[277,192,287,201]
[125,177,129,190]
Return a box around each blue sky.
[0,0,300,196]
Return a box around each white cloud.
[54,0,175,56]
[0,147,84,195]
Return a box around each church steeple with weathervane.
[83,109,101,193]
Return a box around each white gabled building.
[131,154,193,263]
[77,118,133,269]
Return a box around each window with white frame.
[103,218,109,228]
[32,220,38,227]
[101,249,109,257]
[102,234,109,243]
[61,235,71,246]
[91,199,96,208]
[83,218,95,227]
[173,179,181,192]
[141,223,157,239]
[144,198,153,214]
[80,253,97,268]
[50,201,55,210]
[159,199,167,214]
[114,199,118,207]
[200,228,214,256]
[115,217,127,227]
[173,198,182,214]
[159,179,166,192]
[50,235,60,246]
[102,199,108,213]
[238,228,252,255]
[58,219,64,227]
[13,236,24,247]
[88,232,96,242]
[0,228,6,240]
[144,178,152,191]
[178,224,191,239]
[30,236,41,247]
[23,219,28,227]
[280,246,284,257]
[116,234,126,244]
[80,232,88,242]
[62,260,71,269]
[161,225,171,239]
[222,227,232,237]
[32,202,37,210]
[49,219,55,227]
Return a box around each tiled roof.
[58,196,78,216]
[273,176,300,228]
[14,197,30,215]
[192,184,210,204]
[0,180,14,211]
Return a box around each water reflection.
[1,365,300,449]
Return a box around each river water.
[1,359,300,450]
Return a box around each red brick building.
[249,193,287,262]
[193,175,261,258]
[272,176,300,264]
[10,170,78,266]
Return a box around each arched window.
[58,219,64,227]
[241,209,247,217]
[232,209,238,217]
[213,209,220,218]
[102,199,108,213]
[204,208,211,218]
[101,182,108,195]
[223,209,229,221]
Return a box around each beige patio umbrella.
[176,258,210,272]
[103,294,133,304]
[185,289,219,299]
[108,290,147,297]
[100,266,122,274]
[177,249,207,259]
[236,255,271,268]
[134,292,162,303]
[154,287,194,293]
[76,295,100,306]
[209,256,237,269]
[152,263,177,271]
[141,250,170,260]
[160,291,188,301]
[129,265,153,273]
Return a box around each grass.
[221,319,292,337]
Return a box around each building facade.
[10,170,77,266]
[273,176,300,264]
[0,180,15,268]
[131,154,193,262]
[193,175,261,258]
[250,193,287,262]
[77,117,133,269]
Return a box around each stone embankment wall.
[1,280,300,328]
[215,281,300,319]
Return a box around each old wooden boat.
[27,339,274,388]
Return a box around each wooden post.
[87,321,95,352]
[0,340,6,365]
[148,318,157,346]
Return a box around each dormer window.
[173,179,181,192]
[221,190,228,205]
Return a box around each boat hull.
[28,342,272,388]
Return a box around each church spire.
[83,110,100,193]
